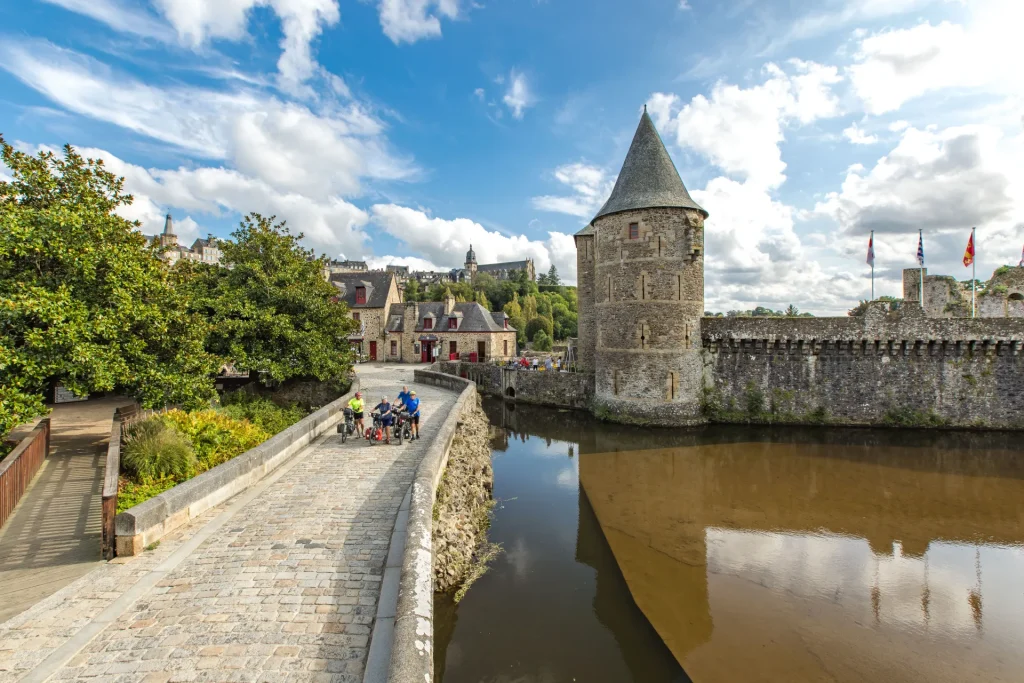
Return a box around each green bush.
[533,330,553,352]
[161,409,269,470]
[121,419,198,482]
[220,392,306,435]
[525,317,554,342]
[117,477,177,513]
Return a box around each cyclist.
[374,395,393,445]
[405,390,421,440]
[396,385,412,411]
[348,391,365,436]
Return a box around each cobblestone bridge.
[0,365,456,683]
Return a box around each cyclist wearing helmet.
[348,391,365,436]
[405,390,421,440]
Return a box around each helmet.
[409,390,416,396]
[381,395,387,401]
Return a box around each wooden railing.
[0,418,51,530]
[101,409,126,560]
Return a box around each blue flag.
[916,231,925,267]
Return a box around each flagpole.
[971,227,976,318]
[870,230,875,300]
[919,229,924,310]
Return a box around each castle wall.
[702,306,1024,429]
[592,207,706,426]
[575,234,596,375]
[437,361,594,410]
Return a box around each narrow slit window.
[613,370,620,396]
[629,223,639,240]
[668,372,677,401]
[640,323,646,349]
[641,274,646,300]
[677,274,682,301]
[658,236,663,257]
[607,276,612,301]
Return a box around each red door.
[421,342,430,363]
[369,341,377,361]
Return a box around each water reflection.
[438,400,1024,683]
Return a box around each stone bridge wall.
[701,305,1024,429]
[437,361,594,410]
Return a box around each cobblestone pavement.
[0,365,454,683]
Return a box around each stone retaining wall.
[437,361,594,410]
[388,370,476,683]
[113,379,359,556]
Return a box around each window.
[667,372,677,401]
[641,274,646,300]
[504,319,509,329]
[391,340,397,355]
[355,286,366,305]
[504,340,508,356]
[629,222,639,240]
[613,370,620,396]
[449,340,458,355]
[448,317,458,330]
[423,317,433,330]
[352,312,360,321]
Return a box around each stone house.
[384,292,517,363]
[146,214,222,266]
[329,271,402,361]
[904,266,1024,318]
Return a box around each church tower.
[579,108,708,426]
[159,213,178,248]
[465,244,478,281]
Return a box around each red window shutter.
[352,312,360,321]
[449,318,457,330]
[504,319,508,329]
[424,318,432,330]
[355,287,366,304]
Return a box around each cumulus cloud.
[365,255,446,272]
[843,123,878,145]
[0,40,416,200]
[378,0,460,44]
[531,162,613,219]
[370,204,578,283]
[650,60,842,190]
[40,0,173,40]
[849,2,1024,115]
[503,70,534,120]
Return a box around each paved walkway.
[0,366,455,683]
[0,396,135,624]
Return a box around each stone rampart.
[701,305,1024,429]
[436,361,594,409]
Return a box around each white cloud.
[473,87,485,101]
[0,40,415,200]
[849,3,1024,115]
[503,70,534,120]
[650,60,842,190]
[843,123,878,145]
[370,204,578,283]
[378,0,460,44]
[889,120,910,132]
[365,255,446,272]
[39,0,173,40]
[678,0,691,9]
[531,162,613,219]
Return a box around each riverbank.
[432,394,497,601]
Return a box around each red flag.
[963,232,975,267]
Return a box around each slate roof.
[394,302,515,334]
[574,224,594,237]
[190,238,217,250]
[478,261,531,272]
[330,272,394,308]
[592,110,707,223]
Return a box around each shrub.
[161,409,269,470]
[117,477,177,513]
[525,316,553,342]
[219,392,307,435]
[121,419,198,482]
[532,330,553,352]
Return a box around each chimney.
[443,288,455,315]
[163,214,174,236]
[404,302,420,330]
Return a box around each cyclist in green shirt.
[348,392,365,436]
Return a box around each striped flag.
[866,234,875,266]
[916,231,925,267]
[963,231,975,267]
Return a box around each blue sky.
[1,0,1022,314]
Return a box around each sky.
[1,0,1022,315]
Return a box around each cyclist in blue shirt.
[374,395,393,445]
[396,386,412,410]
[405,390,421,440]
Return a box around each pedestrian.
[405,390,421,440]
[532,358,538,370]
[374,395,393,445]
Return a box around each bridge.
[0,364,459,683]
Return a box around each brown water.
[435,399,1024,683]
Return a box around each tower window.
[677,274,682,301]
[629,223,639,240]
[641,274,646,300]
[607,276,612,301]
[667,372,677,401]
[658,236,663,257]
[613,370,620,396]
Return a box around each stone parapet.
[113,378,359,556]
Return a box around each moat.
[435,397,1024,683]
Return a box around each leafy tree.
[848,296,902,316]
[0,138,218,437]
[502,293,527,345]
[532,329,553,352]
[525,316,554,342]
[403,277,421,302]
[785,304,800,317]
[474,289,491,310]
[521,294,538,322]
[183,213,358,387]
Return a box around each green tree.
[185,213,358,387]
[525,316,554,342]
[521,294,539,322]
[0,138,217,437]
[545,264,560,286]
[474,289,491,310]
[403,277,421,302]
[532,329,553,352]
[502,293,527,345]
[785,304,800,317]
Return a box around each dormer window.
[448,317,458,330]
[504,319,508,329]
[423,317,433,330]
[355,286,366,305]
[629,223,639,240]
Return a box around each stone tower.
[465,244,478,281]
[159,213,177,248]
[577,109,708,426]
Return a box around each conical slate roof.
[591,109,707,224]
